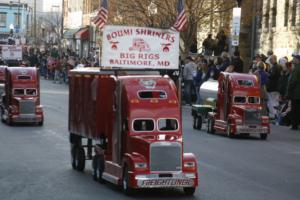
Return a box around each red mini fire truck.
[0,67,43,125]
[68,68,198,195]
[207,72,270,139]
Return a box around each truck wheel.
[6,116,12,126]
[73,146,85,171]
[122,166,135,196]
[0,109,4,123]
[183,187,196,196]
[207,118,215,134]
[38,120,43,126]
[92,155,105,183]
[193,117,197,129]
[195,116,202,130]
[69,133,82,146]
[227,124,233,138]
[260,134,268,140]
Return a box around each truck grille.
[19,100,36,114]
[244,109,261,125]
[150,142,182,172]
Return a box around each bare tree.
[113,0,236,55]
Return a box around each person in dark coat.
[287,54,300,130]
[231,51,244,73]
[266,55,282,119]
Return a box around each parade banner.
[102,25,179,69]
[231,7,241,46]
[1,45,22,60]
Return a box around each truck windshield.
[14,89,25,96]
[26,89,37,96]
[248,97,260,104]
[234,96,246,103]
[138,91,167,99]
[237,80,254,87]
[158,119,179,132]
[133,119,155,132]
[13,88,37,96]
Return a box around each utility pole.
[34,0,36,47]
[17,0,20,32]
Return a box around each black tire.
[72,146,85,171]
[195,116,202,130]
[183,187,196,196]
[6,116,12,126]
[1,111,4,123]
[71,145,77,170]
[92,155,105,183]
[207,118,215,134]
[122,166,135,196]
[227,123,233,138]
[193,117,196,129]
[260,134,268,140]
[37,120,43,126]
[69,133,82,145]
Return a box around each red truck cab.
[207,72,270,139]
[68,68,198,195]
[0,67,43,125]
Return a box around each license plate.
[138,179,194,188]
[239,128,263,134]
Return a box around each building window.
[264,0,271,28]
[271,0,277,27]
[291,0,297,26]
[14,13,21,28]
[284,0,289,27]
[0,12,6,27]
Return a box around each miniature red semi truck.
[0,67,43,125]
[68,68,198,195]
[207,72,270,139]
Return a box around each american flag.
[171,0,187,32]
[93,0,108,30]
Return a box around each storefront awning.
[75,28,89,40]
[63,28,81,39]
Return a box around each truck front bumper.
[12,114,43,123]
[134,172,197,188]
[236,125,269,134]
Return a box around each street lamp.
[9,24,14,30]
[148,1,157,15]
[236,0,242,7]
[9,24,14,35]
[147,1,157,27]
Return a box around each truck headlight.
[185,173,196,178]
[36,106,43,113]
[262,118,269,124]
[184,162,196,168]
[134,162,147,169]
[235,119,243,125]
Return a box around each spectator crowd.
[182,46,300,131]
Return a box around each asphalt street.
[1,79,300,200]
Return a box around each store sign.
[1,45,22,60]
[102,25,179,69]
[232,7,241,46]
